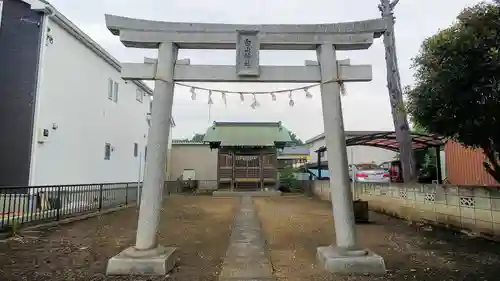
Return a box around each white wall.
[29,16,152,185]
[169,144,218,181]
[166,125,173,180]
[307,137,397,165]
[346,145,397,165]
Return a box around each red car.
[379,160,403,182]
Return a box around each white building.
[0,0,174,186]
[305,131,398,166]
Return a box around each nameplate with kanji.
[236,31,260,76]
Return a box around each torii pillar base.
[317,246,386,275]
[106,246,178,276]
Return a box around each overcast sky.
[48,0,482,141]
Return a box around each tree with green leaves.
[288,131,303,145]
[406,1,500,183]
[190,133,205,142]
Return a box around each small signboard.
[236,30,260,76]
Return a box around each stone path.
[218,196,276,281]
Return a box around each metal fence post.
[98,184,104,211]
[125,183,129,205]
[56,186,61,221]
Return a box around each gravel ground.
[254,196,500,281]
[0,195,238,281]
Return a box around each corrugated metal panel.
[445,141,498,186]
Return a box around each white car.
[349,163,391,183]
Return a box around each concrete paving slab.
[213,191,282,197]
[218,196,276,281]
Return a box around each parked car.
[379,160,403,182]
[350,163,391,183]
[379,160,437,183]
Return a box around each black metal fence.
[0,181,183,232]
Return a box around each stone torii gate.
[104,14,388,276]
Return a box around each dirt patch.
[254,196,500,281]
[0,195,238,281]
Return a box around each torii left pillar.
[106,42,179,275]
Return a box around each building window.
[113,81,119,102]
[136,89,144,103]
[144,146,147,160]
[134,143,138,157]
[108,79,119,103]
[104,143,111,160]
[108,79,113,100]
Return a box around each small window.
[134,143,138,157]
[108,79,113,100]
[149,101,153,113]
[136,89,144,103]
[113,81,119,102]
[144,146,147,160]
[104,143,111,160]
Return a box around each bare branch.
[390,0,400,9]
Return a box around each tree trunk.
[379,0,418,183]
[482,146,500,183]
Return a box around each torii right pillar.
[316,43,386,275]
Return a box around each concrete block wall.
[312,181,500,237]
[313,180,331,201]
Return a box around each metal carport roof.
[316,131,446,152]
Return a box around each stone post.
[135,42,178,250]
[315,43,386,275]
[106,42,179,276]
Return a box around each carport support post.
[435,146,443,184]
[316,43,386,275]
[317,150,322,178]
[106,42,179,276]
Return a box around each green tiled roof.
[203,121,292,147]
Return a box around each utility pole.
[379,0,417,182]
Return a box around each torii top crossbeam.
[105,14,387,50]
